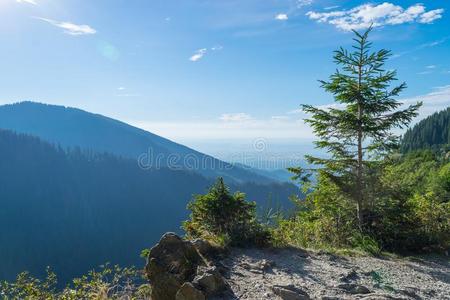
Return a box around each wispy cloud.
[401,85,450,121]
[324,6,340,11]
[220,113,253,122]
[16,0,37,5]
[275,13,289,21]
[211,45,223,51]
[189,46,223,62]
[297,0,313,8]
[129,85,450,142]
[392,36,449,59]
[419,9,444,24]
[307,3,444,31]
[189,48,207,62]
[35,17,97,36]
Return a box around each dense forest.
[401,107,450,153]
[0,129,296,284]
[0,102,278,184]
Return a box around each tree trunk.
[356,110,364,230]
[356,60,364,230]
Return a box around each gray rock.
[259,259,276,271]
[176,282,206,300]
[194,267,228,295]
[337,283,371,294]
[272,285,311,300]
[145,233,205,300]
[398,286,421,299]
[360,295,408,300]
[339,269,359,282]
[192,239,214,258]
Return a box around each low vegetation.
[0,264,151,299]
[182,177,269,247]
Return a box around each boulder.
[272,284,311,300]
[176,282,205,300]
[337,283,371,294]
[193,267,228,296]
[145,233,205,300]
[192,239,215,258]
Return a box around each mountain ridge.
[0,128,297,283]
[0,101,275,184]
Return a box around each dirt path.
[218,247,450,300]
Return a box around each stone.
[337,283,371,294]
[339,269,359,282]
[398,286,420,299]
[272,285,311,300]
[360,295,408,300]
[194,267,228,295]
[259,259,275,271]
[145,233,205,300]
[192,239,215,258]
[176,282,205,300]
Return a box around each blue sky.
[0,0,449,155]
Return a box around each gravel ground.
[218,247,450,300]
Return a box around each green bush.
[182,178,269,247]
[273,151,449,254]
[0,264,151,300]
[271,173,359,250]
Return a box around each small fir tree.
[300,27,421,228]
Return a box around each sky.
[0,0,449,157]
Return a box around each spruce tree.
[302,27,421,228]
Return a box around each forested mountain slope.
[0,102,274,184]
[401,107,450,153]
[0,129,297,284]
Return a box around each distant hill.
[401,107,450,153]
[0,129,297,284]
[0,102,273,184]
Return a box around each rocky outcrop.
[145,233,450,300]
[145,233,229,300]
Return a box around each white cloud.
[211,45,223,51]
[220,113,253,122]
[16,0,37,5]
[325,6,340,11]
[35,17,96,35]
[401,85,450,122]
[275,14,289,21]
[419,9,444,23]
[271,116,290,121]
[190,46,223,62]
[297,0,313,8]
[117,87,126,90]
[130,118,312,142]
[189,48,207,62]
[307,3,444,31]
[128,86,450,143]
[426,65,436,69]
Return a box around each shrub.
[271,173,358,250]
[0,264,151,300]
[182,178,269,247]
